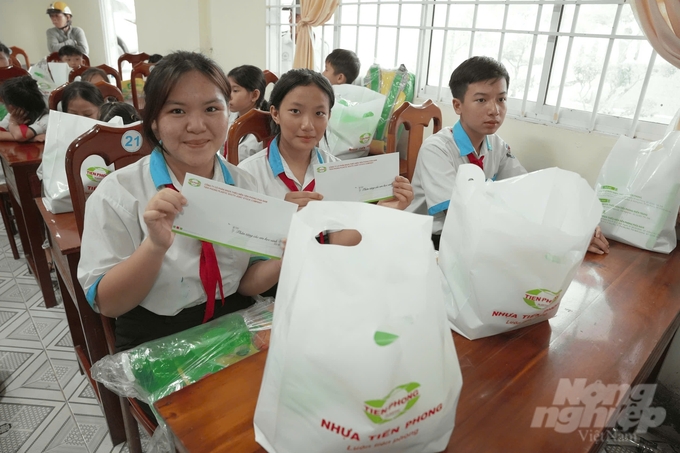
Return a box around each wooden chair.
[9,46,30,68]
[65,123,155,453]
[0,184,20,260]
[226,109,274,165]
[0,65,30,83]
[385,99,442,182]
[69,64,122,89]
[95,81,124,102]
[47,51,90,66]
[117,52,150,78]
[130,62,152,113]
[263,70,278,86]
[48,83,68,110]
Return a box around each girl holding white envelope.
[238,69,414,243]
[78,52,282,357]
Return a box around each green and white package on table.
[595,131,680,254]
[91,297,273,405]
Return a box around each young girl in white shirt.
[226,65,269,162]
[78,51,281,352]
[0,76,49,142]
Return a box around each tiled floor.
[0,227,150,453]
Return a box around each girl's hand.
[377,176,414,211]
[588,226,610,255]
[10,108,29,125]
[143,188,187,252]
[284,191,323,210]
[32,134,46,142]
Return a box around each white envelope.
[313,153,398,202]
[48,62,71,87]
[173,174,297,258]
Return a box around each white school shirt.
[238,137,339,199]
[227,111,264,163]
[77,149,263,316]
[408,122,527,235]
[0,113,49,137]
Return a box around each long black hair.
[0,76,48,124]
[227,65,268,111]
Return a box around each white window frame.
[266,0,674,141]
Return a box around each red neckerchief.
[165,184,224,323]
[467,152,485,170]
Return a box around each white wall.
[0,0,106,66]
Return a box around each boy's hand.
[143,188,187,252]
[588,226,610,255]
[284,191,323,210]
[377,176,414,211]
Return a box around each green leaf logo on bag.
[86,167,111,182]
[359,132,372,144]
[523,288,562,310]
[363,382,420,424]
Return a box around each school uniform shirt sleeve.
[238,134,263,163]
[496,142,527,180]
[28,114,49,137]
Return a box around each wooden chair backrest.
[386,99,442,182]
[117,52,150,77]
[95,81,124,102]
[130,62,153,113]
[66,122,152,236]
[0,65,30,83]
[48,83,68,110]
[47,51,90,66]
[69,64,122,89]
[9,46,30,68]
[65,122,157,437]
[263,70,279,86]
[226,109,274,165]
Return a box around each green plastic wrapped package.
[91,297,273,406]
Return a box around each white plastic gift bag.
[41,110,122,213]
[254,202,462,453]
[439,164,602,340]
[326,84,386,159]
[595,131,680,253]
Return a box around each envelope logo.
[316,166,327,173]
[187,178,201,187]
[364,383,421,424]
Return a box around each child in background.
[58,44,84,69]
[226,65,269,162]
[99,101,140,124]
[62,81,104,119]
[0,76,49,142]
[238,69,413,244]
[0,43,11,68]
[80,67,108,85]
[322,49,361,86]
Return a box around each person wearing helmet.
[46,2,89,55]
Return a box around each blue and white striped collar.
[149,148,234,188]
[267,135,324,177]
[453,121,492,157]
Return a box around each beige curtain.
[292,0,340,70]
[630,0,680,68]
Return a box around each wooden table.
[155,241,680,453]
[0,142,57,307]
[35,200,126,445]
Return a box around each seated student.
[409,56,609,254]
[80,67,108,85]
[61,81,104,119]
[238,69,413,236]
[0,76,49,142]
[99,101,140,124]
[322,49,361,86]
[59,44,84,70]
[0,43,11,68]
[226,65,269,162]
[77,51,280,355]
